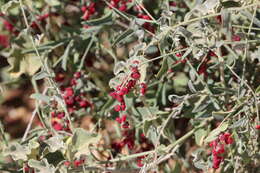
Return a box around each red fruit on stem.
[64,161,70,167]
[119,4,127,11]
[114,105,121,112]
[0,34,9,48]
[57,112,65,119]
[232,35,241,42]
[116,117,122,124]
[140,83,147,95]
[52,121,63,131]
[81,6,87,12]
[74,71,81,79]
[121,114,127,122]
[131,72,141,79]
[65,87,74,97]
[79,100,90,108]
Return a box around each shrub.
[0,0,259,172]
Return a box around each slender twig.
[21,109,37,142]
[140,48,189,65]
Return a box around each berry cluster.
[137,13,154,33]
[113,115,134,150]
[113,114,153,168]
[51,71,92,131]
[209,132,234,169]
[110,61,146,112]
[51,111,71,132]
[56,71,92,113]
[81,2,96,21]
[116,114,129,128]
[64,159,85,168]
[109,0,132,12]
[112,129,135,152]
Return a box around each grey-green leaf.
[113,29,134,46]
[71,128,101,158]
[4,143,30,161]
[83,11,113,26]
[28,159,56,173]
[45,136,65,153]
[30,93,51,103]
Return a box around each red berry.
[141,15,151,20]
[131,72,141,79]
[169,2,177,7]
[64,161,70,167]
[3,20,14,33]
[89,7,96,14]
[232,35,241,42]
[57,112,65,119]
[255,125,260,129]
[65,87,74,97]
[116,117,122,123]
[81,6,87,12]
[74,71,81,79]
[82,11,90,20]
[120,102,126,111]
[119,4,127,11]
[140,83,147,95]
[114,105,121,112]
[55,73,65,82]
[79,100,90,108]
[65,97,75,106]
[216,15,222,24]
[209,51,217,57]
[68,107,75,113]
[0,34,9,48]
[175,53,182,57]
[121,114,127,122]
[73,160,83,167]
[137,157,144,167]
[122,122,130,129]
[70,78,77,86]
[52,121,63,131]
[213,155,223,169]
[38,135,46,142]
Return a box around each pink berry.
[81,6,87,12]
[116,117,122,124]
[232,35,241,41]
[114,105,121,112]
[74,71,81,79]
[79,100,90,108]
[0,34,9,48]
[64,161,70,167]
[131,72,141,79]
